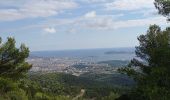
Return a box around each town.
[27,57,126,76]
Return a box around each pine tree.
[0,37,32,99]
[155,0,170,21]
[0,37,32,79]
[119,25,170,100]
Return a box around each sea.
[30,47,136,62]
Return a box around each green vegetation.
[119,25,170,100]
[0,37,31,99]
[0,37,72,100]
[155,0,170,20]
[29,72,132,100]
[98,60,129,67]
[0,37,31,79]
[0,37,127,100]
[115,1,170,99]
[0,0,170,100]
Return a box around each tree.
[0,37,33,99]
[155,0,170,20]
[0,37,32,79]
[119,25,170,100]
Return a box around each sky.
[0,0,169,51]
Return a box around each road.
[72,89,85,100]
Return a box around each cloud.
[67,28,77,34]
[130,9,158,17]
[81,16,168,30]
[0,0,78,21]
[112,17,167,29]
[84,11,96,18]
[23,11,167,32]
[44,27,56,33]
[105,0,154,11]
[79,0,108,3]
[5,9,167,33]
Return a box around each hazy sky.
[0,0,169,51]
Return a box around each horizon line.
[31,47,135,52]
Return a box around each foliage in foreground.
[155,0,170,21]
[119,25,170,100]
[0,37,72,100]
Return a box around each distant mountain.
[104,48,135,55]
[98,60,130,67]
[105,51,134,55]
